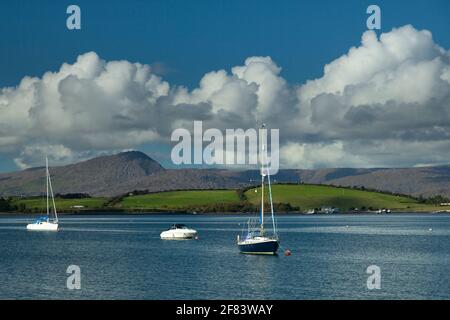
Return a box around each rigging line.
[47,162,58,223]
[266,166,277,236]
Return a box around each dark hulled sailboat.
[237,125,279,255]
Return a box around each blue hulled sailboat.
[237,125,279,255]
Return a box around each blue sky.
[0,0,449,171]
[1,0,448,88]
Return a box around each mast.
[47,158,58,223]
[259,124,266,234]
[259,124,277,236]
[261,165,264,232]
[259,123,267,235]
[46,157,49,218]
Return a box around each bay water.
[0,214,448,299]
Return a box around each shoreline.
[5,184,449,216]
[1,210,449,216]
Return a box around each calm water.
[0,214,449,300]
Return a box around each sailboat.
[237,125,279,255]
[26,157,59,231]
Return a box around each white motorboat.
[160,224,198,240]
[26,157,59,231]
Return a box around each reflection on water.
[0,214,449,299]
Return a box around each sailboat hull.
[26,221,58,231]
[26,158,59,232]
[238,238,279,255]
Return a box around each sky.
[0,0,449,171]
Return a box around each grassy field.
[119,190,240,210]
[244,184,446,212]
[10,197,107,211]
[8,184,449,213]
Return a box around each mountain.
[308,166,450,198]
[0,151,164,196]
[0,151,449,198]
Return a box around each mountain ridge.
[0,151,449,198]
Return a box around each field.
[10,197,107,211]
[244,184,443,211]
[8,184,449,213]
[119,190,239,210]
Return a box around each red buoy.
[284,249,292,256]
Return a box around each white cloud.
[0,25,449,169]
[299,26,446,104]
[280,141,365,169]
[0,52,171,167]
[14,145,76,170]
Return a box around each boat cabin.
[171,224,187,229]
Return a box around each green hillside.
[7,184,449,213]
[245,184,436,211]
[10,197,107,212]
[119,190,239,210]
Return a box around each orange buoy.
[284,249,292,256]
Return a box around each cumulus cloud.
[14,145,77,170]
[0,52,172,166]
[280,141,365,169]
[284,25,450,168]
[0,25,449,169]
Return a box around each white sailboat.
[26,157,59,231]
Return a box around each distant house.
[440,203,450,206]
[319,207,339,214]
[71,205,85,209]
